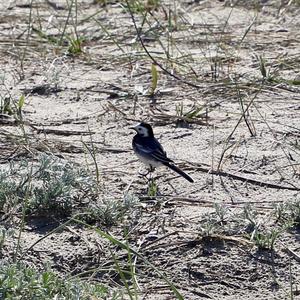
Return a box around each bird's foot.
[138,166,155,179]
[138,170,151,177]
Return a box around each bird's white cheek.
[139,128,149,137]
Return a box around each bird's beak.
[129,124,138,131]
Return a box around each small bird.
[130,122,194,183]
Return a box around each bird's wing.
[134,137,174,164]
[151,149,174,163]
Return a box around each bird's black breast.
[133,135,164,153]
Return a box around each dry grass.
[0,0,299,299]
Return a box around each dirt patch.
[0,0,300,299]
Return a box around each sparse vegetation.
[0,0,299,299]
[0,263,113,300]
[0,154,95,217]
[199,202,299,251]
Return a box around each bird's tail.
[163,162,194,183]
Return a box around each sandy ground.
[0,0,300,299]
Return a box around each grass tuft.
[0,263,112,300]
[82,194,140,226]
[0,154,96,218]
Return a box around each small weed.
[0,93,25,119]
[124,0,160,13]
[257,54,268,79]
[290,202,300,228]
[0,97,13,115]
[250,228,282,251]
[147,179,158,197]
[274,201,300,229]
[198,204,231,236]
[83,194,140,226]
[0,227,15,252]
[274,202,290,224]
[242,204,259,231]
[241,204,290,250]
[175,102,205,126]
[257,54,281,82]
[146,0,161,11]
[67,36,85,55]
[255,54,299,86]
[199,219,219,237]
[214,203,229,225]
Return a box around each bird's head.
[130,122,154,138]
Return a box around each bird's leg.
[138,165,155,179]
[148,165,155,181]
[138,165,158,196]
[138,167,151,178]
[147,165,158,197]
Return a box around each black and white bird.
[130,122,194,183]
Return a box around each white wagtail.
[130,122,194,183]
